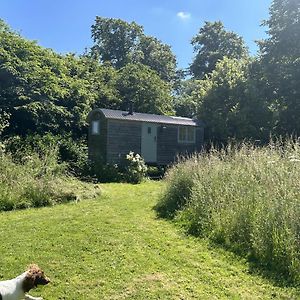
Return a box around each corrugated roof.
[93,108,201,126]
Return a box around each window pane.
[179,127,185,141]
[92,120,100,135]
[187,127,195,141]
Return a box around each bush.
[122,151,148,184]
[57,136,90,178]
[88,158,122,183]
[156,140,300,283]
[5,133,90,179]
[87,152,148,184]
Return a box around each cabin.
[87,107,204,166]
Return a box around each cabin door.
[141,123,157,163]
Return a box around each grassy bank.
[156,141,300,283]
[0,182,299,299]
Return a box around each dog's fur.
[0,264,50,300]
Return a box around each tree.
[194,57,272,143]
[137,35,177,82]
[190,21,248,79]
[174,79,201,118]
[90,17,177,83]
[91,17,143,69]
[115,63,174,115]
[259,0,300,135]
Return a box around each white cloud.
[177,11,191,21]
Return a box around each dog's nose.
[45,277,51,284]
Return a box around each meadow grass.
[0,148,95,211]
[156,140,300,283]
[0,181,299,299]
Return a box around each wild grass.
[0,145,100,211]
[156,140,300,283]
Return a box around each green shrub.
[157,140,300,282]
[57,136,90,178]
[5,133,90,179]
[88,158,122,183]
[146,166,165,179]
[88,152,148,184]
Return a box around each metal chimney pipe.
[128,101,134,115]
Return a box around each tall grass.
[156,140,300,283]
[0,144,77,211]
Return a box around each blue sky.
[1,0,271,69]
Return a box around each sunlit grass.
[0,182,299,299]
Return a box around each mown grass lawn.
[0,181,299,299]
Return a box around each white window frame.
[91,120,100,135]
[178,126,196,144]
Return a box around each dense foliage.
[0,19,174,141]
[194,58,272,143]
[259,0,300,136]
[116,63,174,115]
[190,21,249,79]
[177,0,300,142]
[0,24,118,138]
[91,17,177,83]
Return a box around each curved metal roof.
[90,108,202,127]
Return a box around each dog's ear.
[22,272,36,293]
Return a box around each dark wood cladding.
[157,125,204,165]
[106,119,141,164]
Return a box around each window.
[91,120,100,135]
[178,126,195,143]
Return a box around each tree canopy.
[91,17,143,69]
[190,21,249,79]
[90,17,177,83]
[116,63,174,115]
[195,57,272,143]
[259,0,300,135]
[0,25,121,137]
